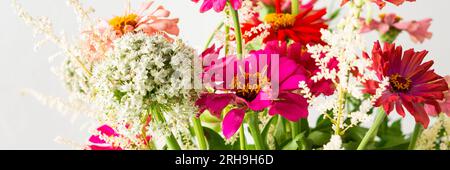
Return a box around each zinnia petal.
[222,108,246,139]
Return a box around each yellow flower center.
[379,13,402,23]
[109,14,139,35]
[264,13,296,30]
[389,74,412,92]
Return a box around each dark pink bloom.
[196,41,336,139]
[363,41,449,128]
[196,50,275,139]
[425,76,450,117]
[87,125,122,150]
[191,0,242,13]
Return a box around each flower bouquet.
[14,0,450,150]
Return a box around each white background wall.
[0,0,449,149]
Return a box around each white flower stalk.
[21,89,98,120]
[306,0,380,136]
[13,0,92,77]
[66,0,95,28]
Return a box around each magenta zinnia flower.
[364,41,449,128]
[191,0,242,13]
[196,41,336,139]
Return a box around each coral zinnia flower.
[361,13,432,43]
[108,1,179,40]
[241,1,327,45]
[191,0,242,13]
[364,41,448,128]
[341,0,415,9]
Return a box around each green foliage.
[375,119,409,149]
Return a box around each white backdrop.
[1,0,449,149]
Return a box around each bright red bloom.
[241,1,327,45]
[253,0,318,13]
[364,41,448,128]
[341,0,415,9]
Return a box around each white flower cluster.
[61,54,92,97]
[323,135,344,150]
[91,33,198,148]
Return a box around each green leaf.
[313,115,332,132]
[375,119,408,150]
[327,9,341,21]
[345,126,369,142]
[261,116,277,149]
[113,90,126,101]
[200,111,221,132]
[281,132,307,150]
[274,117,289,148]
[203,127,229,150]
[308,131,332,146]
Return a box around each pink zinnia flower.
[191,0,242,13]
[87,125,122,150]
[425,76,450,116]
[363,41,449,128]
[108,1,179,40]
[361,13,432,43]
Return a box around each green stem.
[290,121,299,139]
[357,109,387,150]
[239,125,246,150]
[152,106,181,150]
[299,118,310,135]
[228,2,243,59]
[193,116,207,150]
[408,123,424,150]
[291,0,299,15]
[248,112,266,150]
[204,22,224,50]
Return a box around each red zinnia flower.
[364,41,448,128]
[241,0,327,45]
